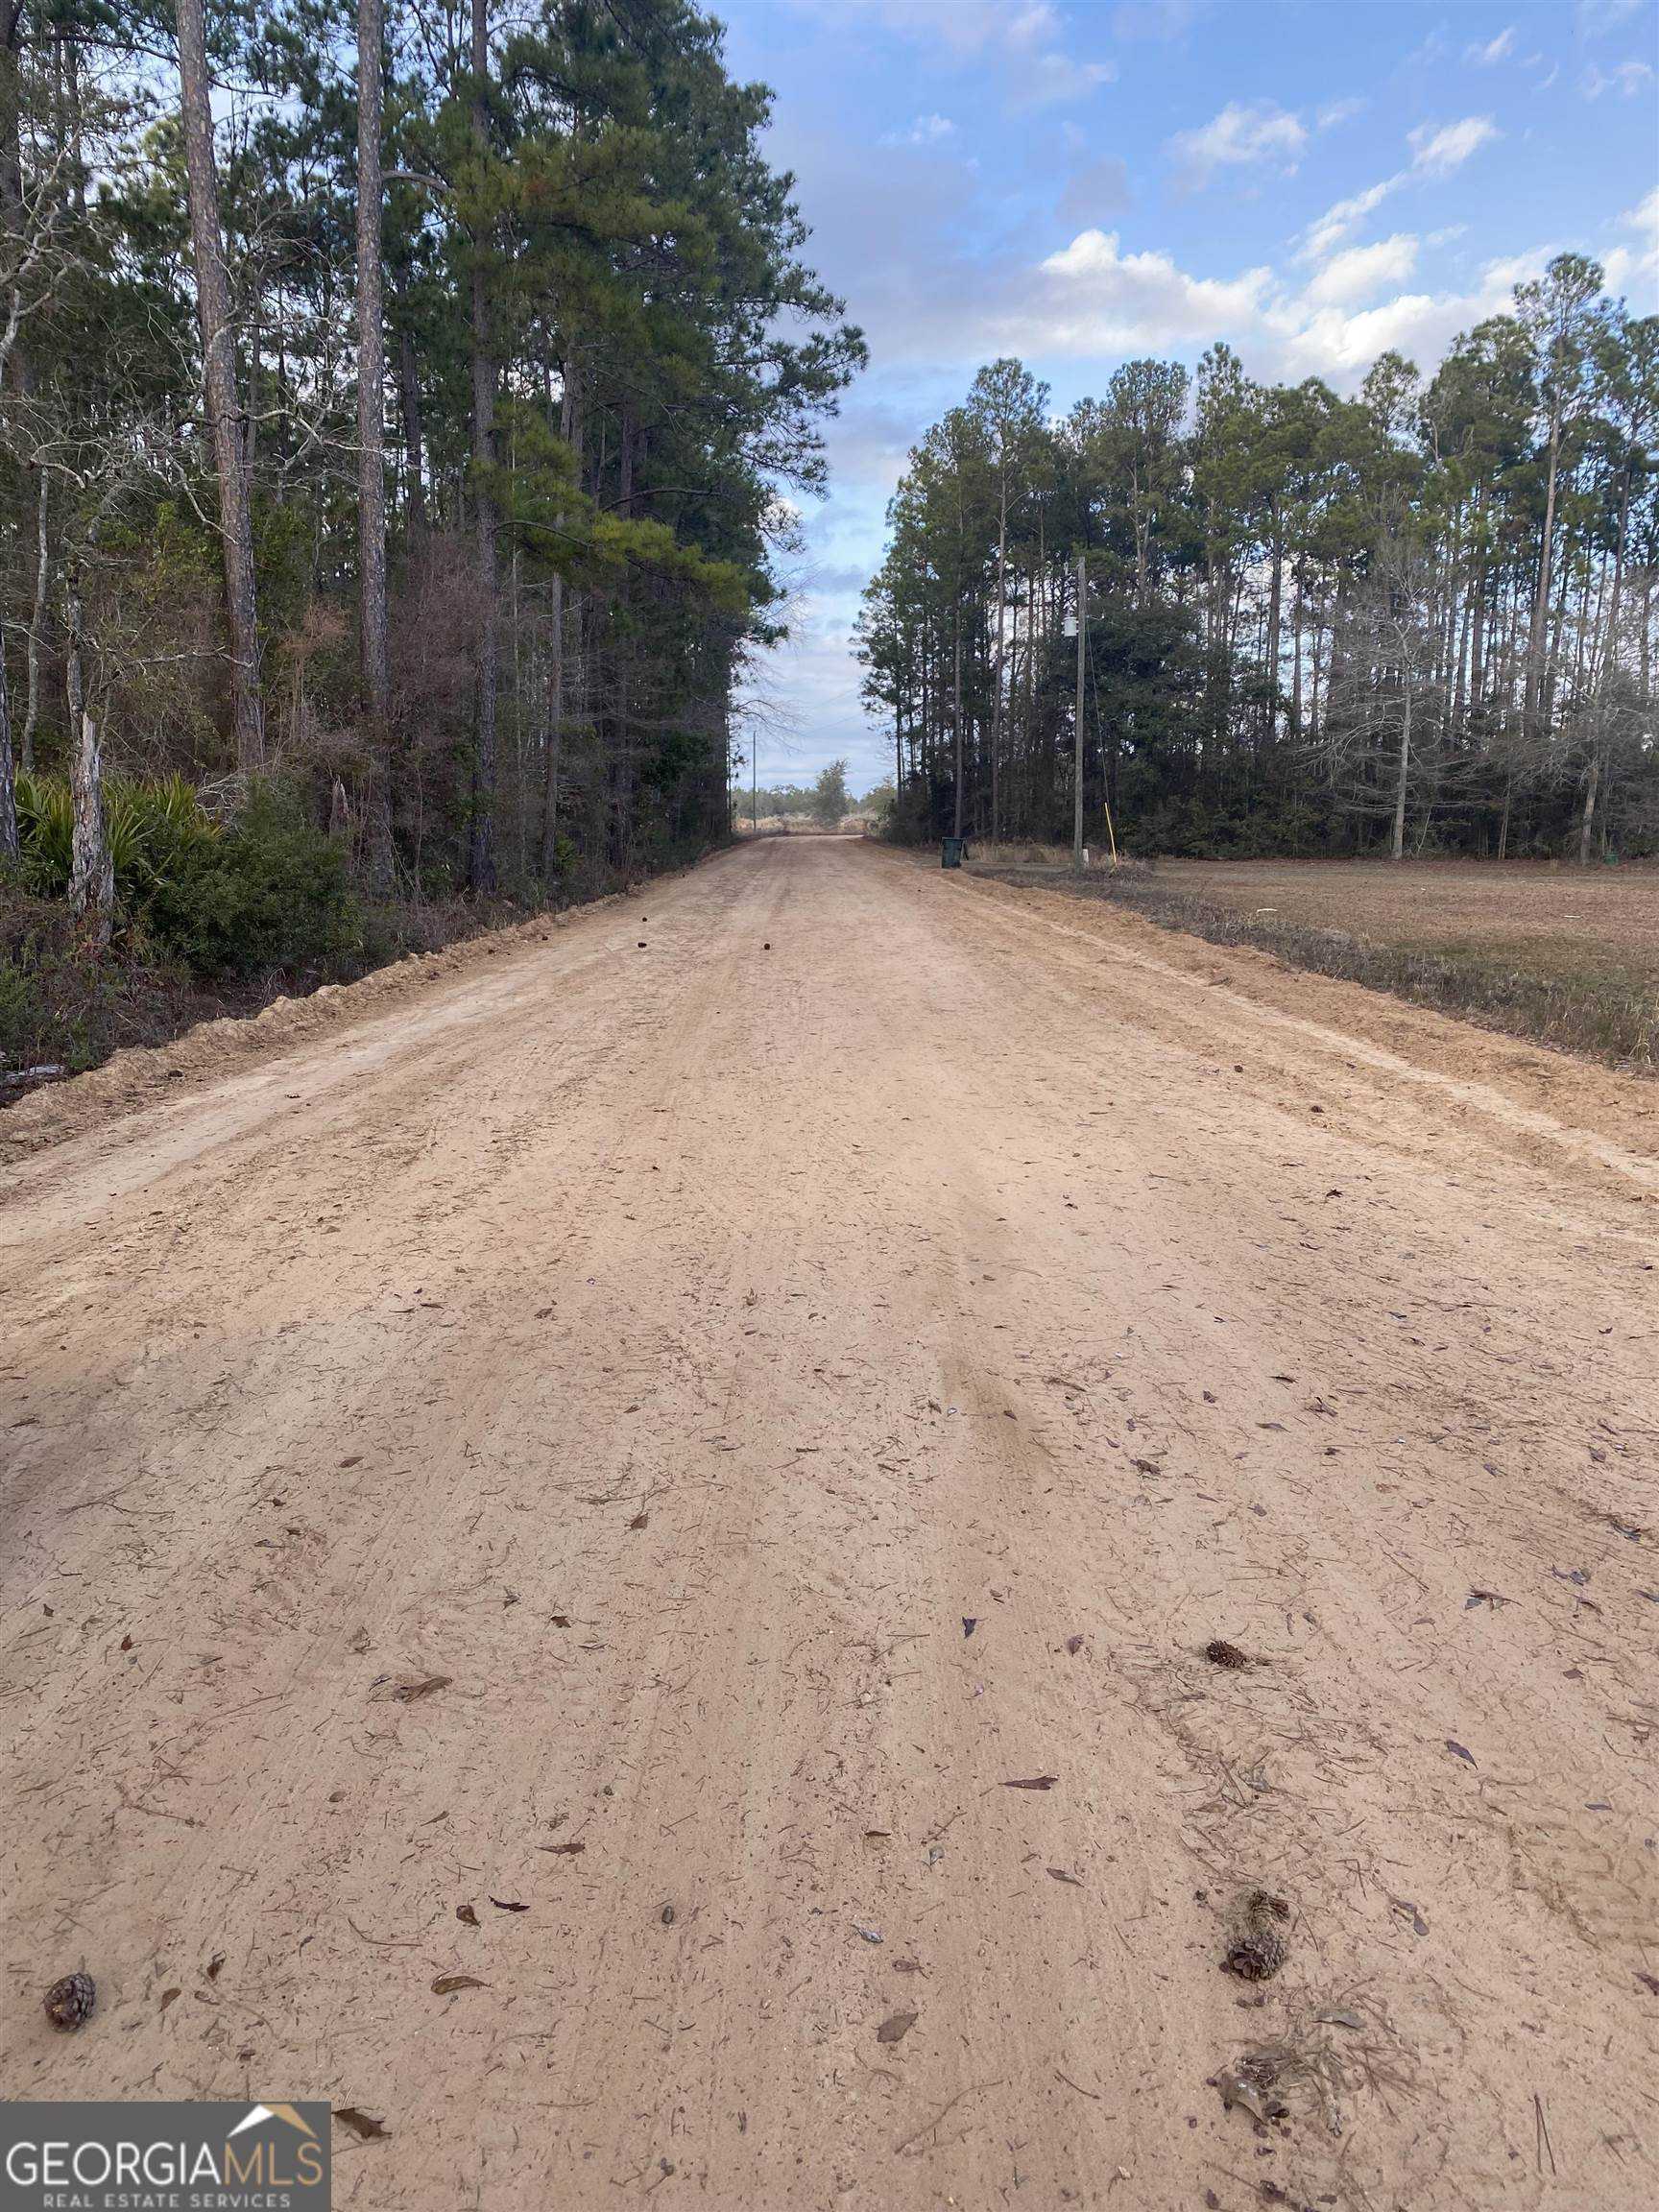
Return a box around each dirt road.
[4,838,1656,2210]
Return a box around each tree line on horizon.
[0,0,861,954]
[855,255,1658,863]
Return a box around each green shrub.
[0,888,119,1071]
[146,780,363,978]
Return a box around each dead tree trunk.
[64,574,111,942]
[177,0,264,769]
[1390,677,1412,861]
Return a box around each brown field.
[1158,856,1659,968]
[973,852,1659,1071]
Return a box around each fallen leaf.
[550,1614,571,1628]
[490,1898,529,1913]
[539,1840,586,1857]
[340,1455,363,1469]
[962,1618,977,1638]
[1216,2073,1268,2123]
[1314,2007,1362,2030]
[204,1954,226,1983]
[158,1987,181,2012]
[629,1512,649,1531]
[854,1924,883,1944]
[456,1904,479,1928]
[1445,1739,1477,1766]
[1003,1775,1058,1791]
[333,2108,389,2142]
[1046,1867,1083,1887]
[1636,1972,1659,1997]
[431,1974,486,1995]
[120,1634,133,1651]
[1065,1634,1084,1656]
[393,1675,451,1703]
[877,2010,918,2045]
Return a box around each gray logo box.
[1,2102,330,2212]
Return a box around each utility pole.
[1073,549,1085,872]
[752,743,757,831]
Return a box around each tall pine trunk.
[396,317,425,530]
[467,0,497,892]
[177,0,264,770]
[0,618,15,861]
[23,463,46,768]
[541,571,565,886]
[1524,412,1560,740]
[989,484,1006,843]
[356,0,394,892]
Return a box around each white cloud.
[1407,116,1501,177]
[1005,2,1060,50]
[1271,246,1551,378]
[1167,99,1308,185]
[1019,220,1576,387]
[1298,117,1499,261]
[1304,232,1420,306]
[1465,25,1516,64]
[1016,52,1118,108]
[1575,0,1642,30]
[828,0,1117,107]
[882,112,956,146]
[1604,185,1659,296]
[1582,59,1656,97]
[1030,228,1274,347]
[1298,179,1397,262]
[1315,96,1365,130]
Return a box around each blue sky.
[713,0,1659,792]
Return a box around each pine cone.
[43,1972,96,2032]
[1222,1891,1290,1983]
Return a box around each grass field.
[969,853,1659,1072]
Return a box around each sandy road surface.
[4,838,1656,2211]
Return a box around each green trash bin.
[941,835,967,870]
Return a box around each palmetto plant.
[16,772,216,903]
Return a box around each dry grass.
[970,856,1659,1074]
